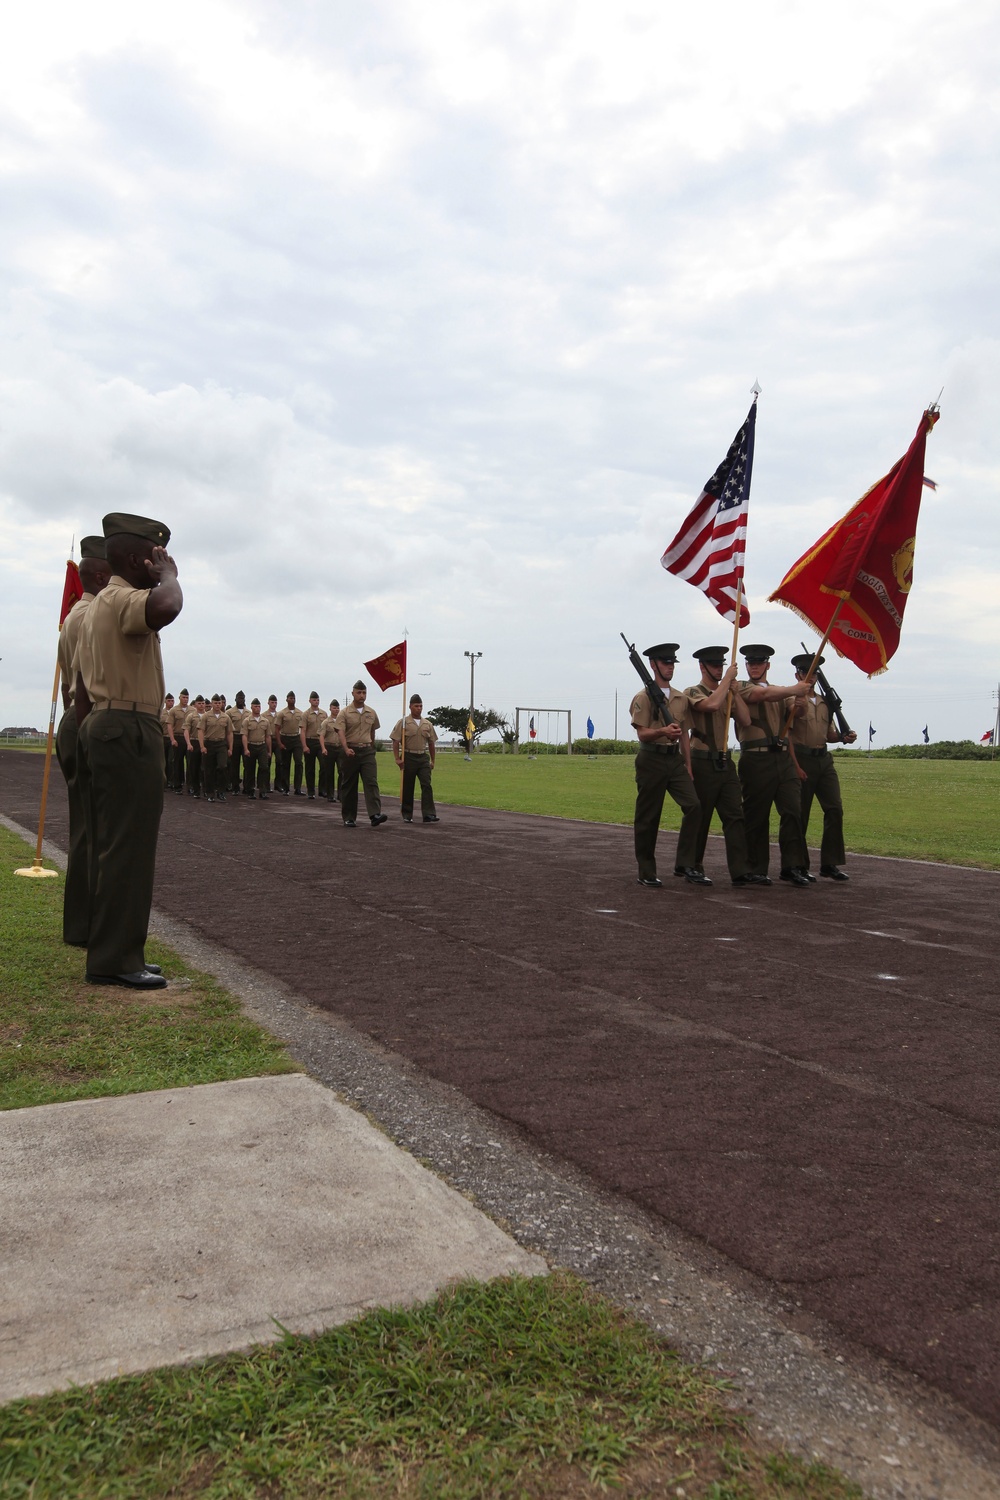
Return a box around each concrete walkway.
[0,1073,545,1402]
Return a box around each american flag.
[660,400,756,626]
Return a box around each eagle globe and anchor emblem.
[892,536,916,594]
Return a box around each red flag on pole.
[363,641,407,691]
[769,408,939,677]
[59,560,84,626]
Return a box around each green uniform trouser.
[319,746,342,799]
[55,706,90,945]
[277,737,303,793]
[203,740,229,797]
[340,744,381,822]
[738,748,807,876]
[689,751,748,879]
[400,752,435,819]
[80,709,164,976]
[633,744,701,880]
[797,749,845,869]
[245,743,269,794]
[303,738,322,796]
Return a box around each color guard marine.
[625,640,709,888]
[787,652,856,881]
[734,644,813,886]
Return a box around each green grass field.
[416,751,1000,869]
[0,1272,860,1500]
[0,825,298,1110]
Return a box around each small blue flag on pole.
[922,725,929,743]
[586,716,595,739]
[868,723,876,744]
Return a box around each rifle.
[621,634,674,730]
[801,642,853,741]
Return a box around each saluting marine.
[629,642,708,888]
[391,694,440,823]
[75,511,182,989]
[787,652,857,881]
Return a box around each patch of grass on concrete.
[0,1272,860,1500]
[419,750,1000,869]
[0,826,297,1110]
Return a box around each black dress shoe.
[731,875,751,886]
[343,819,357,827]
[259,792,268,800]
[371,813,388,826]
[141,963,163,975]
[637,876,663,888]
[293,790,305,797]
[402,815,413,823]
[307,793,315,800]
[820,865,850,881]
[802,869,816,882]
[745,873,771,886]
[679,867,712,886]
[780,868,811,887]
[423,814,440,823]
[217,793,226,803]
[86,970,168,989]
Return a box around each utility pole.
[993,684,999,763]
[464,650,482,761]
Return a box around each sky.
[2,0,998,746]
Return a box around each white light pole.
[464,651,482,760]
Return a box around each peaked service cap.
[693,646,729,664]
[740,643,774,662]
[102,512,171,546]
[643,642,679,662]
[791,652,825,671]
[79,535,107,560]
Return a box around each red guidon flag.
[364,641,406,691]
[769,408,939,677]
[59,560,84,627]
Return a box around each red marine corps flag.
[769,407,939,677]
[363,641,407,691]
[60,559,84,626]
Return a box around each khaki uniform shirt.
[169,703,189,739]
[788,694,832,749]
[734,681,785,746]
[244,713,269,747]
[320,716,342,748]
[391,716,438,754]
[336,703,380,747]
[58,593,95,696]
[273,707,303,742]
[78,576,164,710]
[226,706,246,737]
[184,708,204,745]
[302,707,325,740]
[160,707,173,736]
[630,687,691,734]
[263,709,278,740]
[684,681,732,752]
[201,710,230,744]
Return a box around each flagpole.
[15,654,62,878]
[724,579,743,744]
[399,674,406,805]
[781,596,846,740]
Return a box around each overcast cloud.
[2,0,998,745]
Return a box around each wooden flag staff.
[780,597,846,740]
[15,655,62,879]
[723,579,743,741]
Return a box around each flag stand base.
[14,860,58,879]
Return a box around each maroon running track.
[3,748,998,1428]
